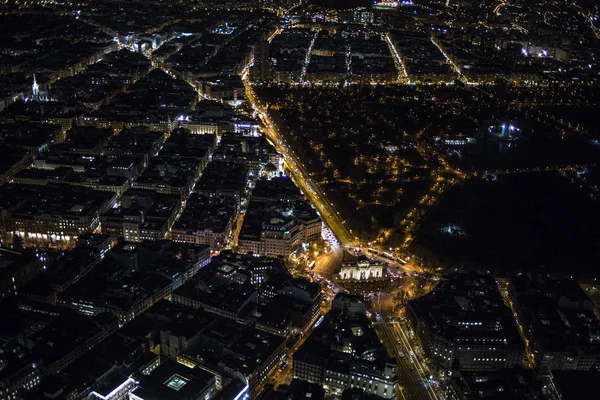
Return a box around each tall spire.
[32,74,39,97]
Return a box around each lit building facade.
[339,253,384,281]
[238,216,321,258]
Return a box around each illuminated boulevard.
[377,321,441,400]
[242,62,355,246]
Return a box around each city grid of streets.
[2,0,600,399]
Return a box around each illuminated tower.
[32,74,39,98]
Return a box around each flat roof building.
[171,194,236,251]
[508,274,600,372]
[293,294,398,399]
[408,274,525,372]
[194,161,249,209]
[0,183,117,246]
[130,359,217,400]
[238,200,321,258]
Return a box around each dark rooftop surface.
[409,274,523,347]
[132,359,215,400]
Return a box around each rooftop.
[510,274,600,352]
[409,274,523,347]
[0,183,115,219]
[173,193,236,233]
[295,301,394,376]
[131,359,216,400]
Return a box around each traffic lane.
[312,247,343,279]
[389,322,439,400]
[378,323,428,400]
[244,73,352,243]
[377,323,430,400]
[385,323,436,400]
